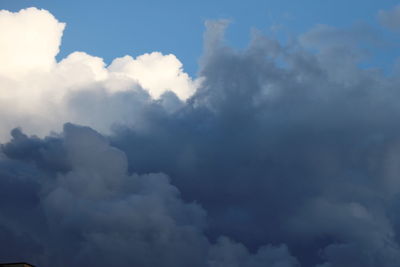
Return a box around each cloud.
[208,237,298,267]
[108,52,199,100]
[0,8,64,78]
[378,5,400,31]
[0,7,199,141]
[0,123,296,267]
[298,23,383,83]
[110,19,400,267]
[3,6,400,267]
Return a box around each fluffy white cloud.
[0,7,199,141]
[109,52,199,99]
[0,8,64,78]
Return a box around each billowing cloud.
[108,52,199,99]
[0,7,199,141]
[2,5,400,267]
[0,123,296,267]
[109,20,400,267]
[0,8,64,77]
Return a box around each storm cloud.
[2,5,400,267]
[0,123,297,267]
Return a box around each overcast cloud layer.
[2,6,400,267]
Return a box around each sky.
[2,0,400,74]
[3,1,400,267]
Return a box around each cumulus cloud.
[109,19,400,267]
[0,8,64,77]
[0,124,296,267]
[0,7,199,141]
[3,5,400,267]
[108,52,199,99]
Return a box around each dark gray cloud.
[0,123,296,267]
[108,21,400,266]
[2,19,400,267]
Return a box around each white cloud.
[0,8,64,78]
[109,52,198,99]
[0,7,200,141]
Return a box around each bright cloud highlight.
[0,7,199,140]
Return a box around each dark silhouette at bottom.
[0,263,35,267]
